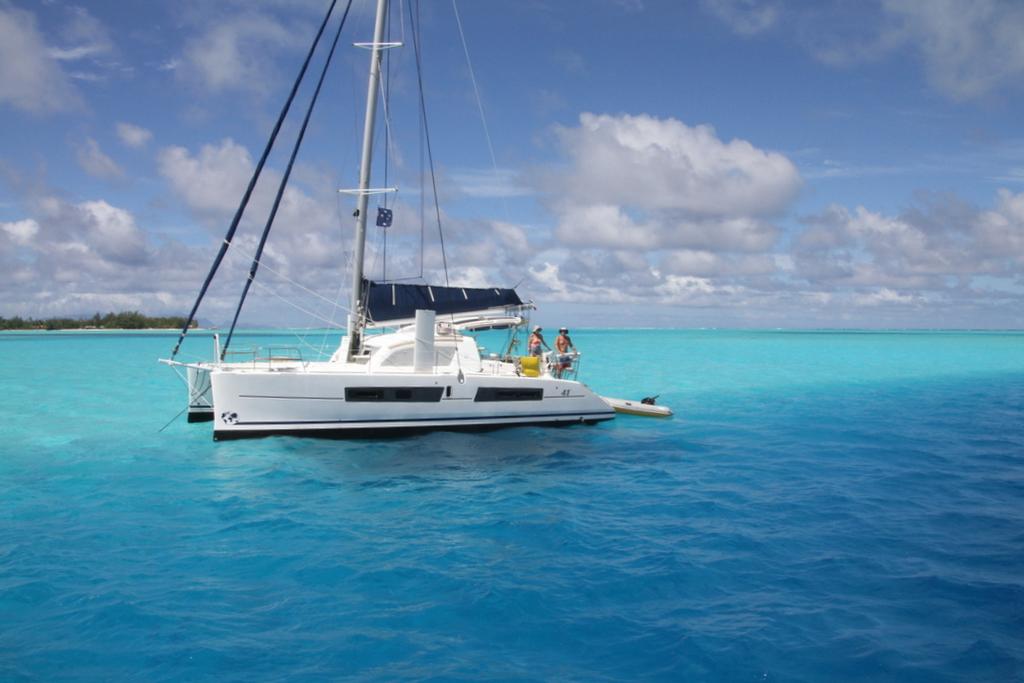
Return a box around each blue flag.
[376,207,393,228]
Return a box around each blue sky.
[1,0,1023,329]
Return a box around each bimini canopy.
[364,280,524,323]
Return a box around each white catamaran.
[161,0,615,439]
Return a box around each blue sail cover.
[364,280,524,322]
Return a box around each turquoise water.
[1,329,1023,681]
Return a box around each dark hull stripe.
[214,413,613,440]
[233,409,615,427]
[235,393,586,401]
[239,394,345,400]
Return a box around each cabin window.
[474,387,543,402]
[378,345,457,368]
[345,387,444,402]
[380,346,415,367]
[434,347,457,366]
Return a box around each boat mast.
[347,0,389,359]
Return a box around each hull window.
[345,387,444,402]
[474,387,543,402]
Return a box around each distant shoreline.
[0,311,196,332]
[1,326,1021,334]
[0,327,207,332]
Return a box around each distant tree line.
[0,311,195,330]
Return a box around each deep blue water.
[1,329,1023,681]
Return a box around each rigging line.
[367,212,384,280]
[251,278,348,329]
[405,0,465,379]
[317,304,344,356]
[382,5,393,208]
[221,0,356,360]
[158,403,190,433]
[377,37,399,281]
[451,0,508,221]
[170,0,341,360]
[397,0,407,47]
[319,195,350,356]
[286,328,337,361]
[387,274,430,282]
[416,0,425,279]
[227,239,353,317]
[381,12,391,282]
[407,0,450,287]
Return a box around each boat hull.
[209,368,615,439]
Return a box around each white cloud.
[975,189,1024,262]
[29,196,147,266]
[76,200,148,264]
[547,113,797,257]
[556,206,779,253]
[0,193,237,319]
[75,138,124,180]
[488,112,807,311]
[180,13,301,93]
[116,122,153,148]
[702,0,1024,101]
[0,5,80,113]
[1,218,40,245]
[155,137,348,305]
[654,274,733,303]
[0,136,346,322]
[490,221,532,261]
[701,0,780,35]
[3,184,1020,326]
[611,0,645,12]
[518,121,1024,325]
[158,139,253,216]
[47,5,118,84]
[852,288,918,307]
[883,0,1024,101]
[54,6,112,58]
[553,50,586,75]
[556,113,800,217]
[794,191,1024,294]
[660,250,777,277]
[157,138,339,246]
[49,45,107,61]
[451,168,533,198]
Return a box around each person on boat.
[554,327,576,378]
[528,326,549,357]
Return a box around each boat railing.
[221,346,305,369]
[546,351,581,381]
[493,351,584,379]
[258,346,304,368]
[221,348,257,366]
